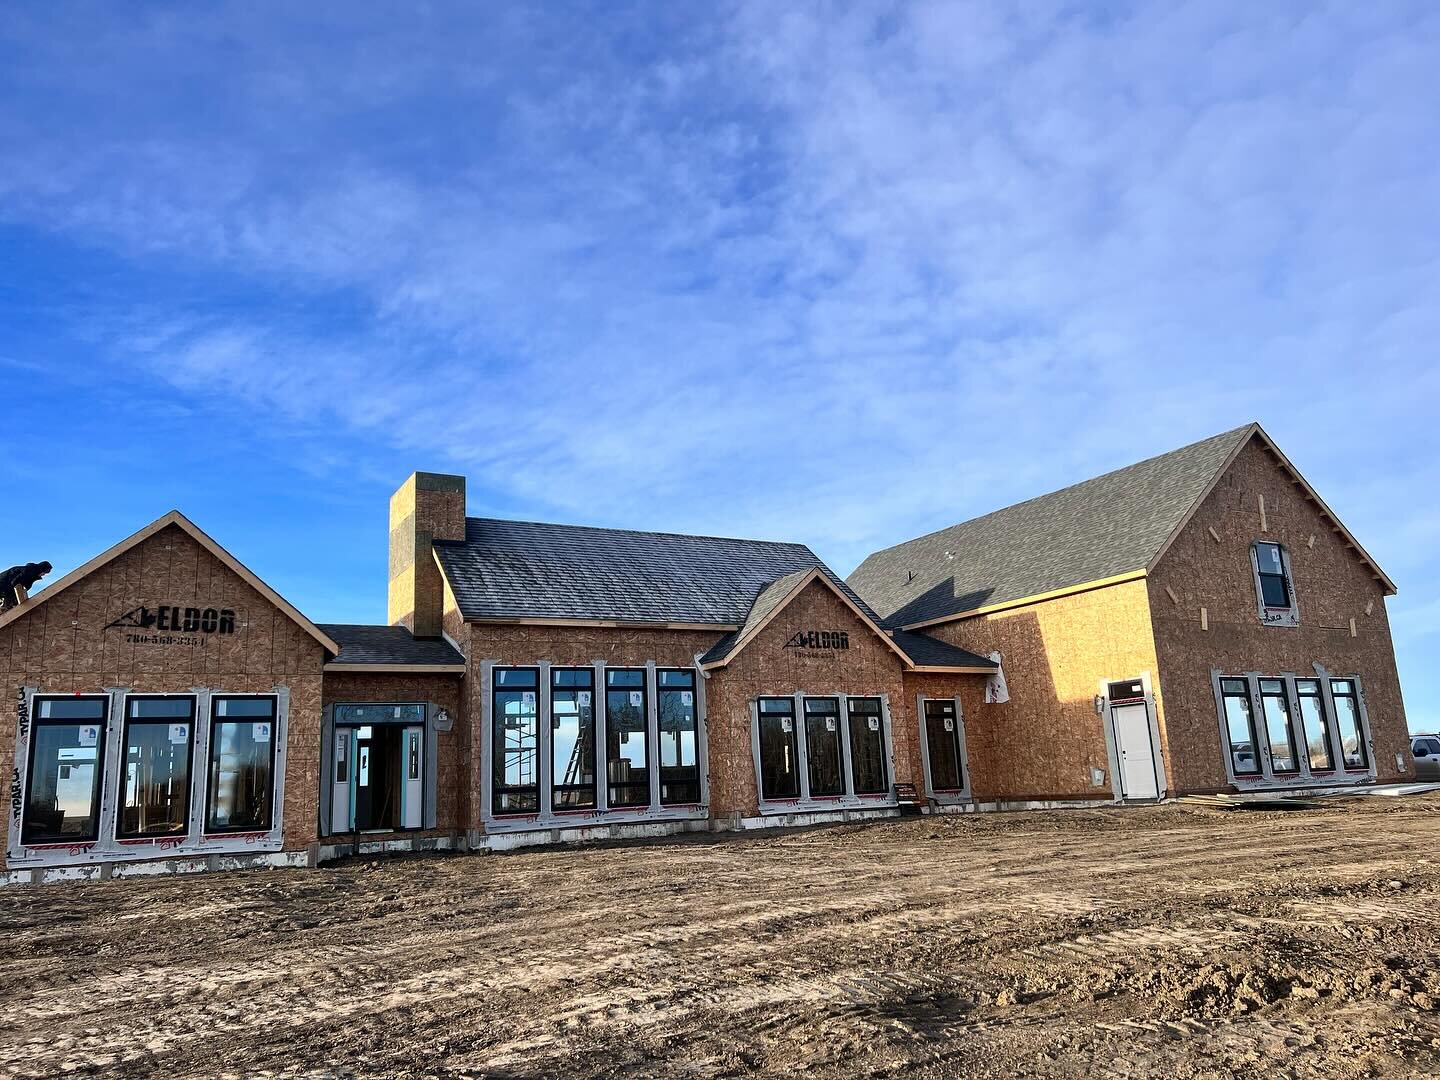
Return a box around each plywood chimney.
[388,472,466,639]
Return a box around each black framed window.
[206,696,277,833]
[847,698,888,795]
[757,697,799,799]
[924,699,964,792]
[493,668,540,814]
[606,669,649,808]
[22,696,109,846]
[551,668,597,810]
[1220,678,1260,776]
[1331,679,1367,769]
[1254,541,1296,615]
[119,696,195,839]
[802,697,844,797]
[658,669,700,805]
[1258,679,1298,773]
[1295,679,1335,772]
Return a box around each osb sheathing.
[1149,435,1412,792]
[322,671,465,839]
[388,475,466,637]
[705,580,913,817]
[0,523,327,850]
[924,579,1161,801]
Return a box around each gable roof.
[433,517,878,627]
[319,624,465,672]
[0,511,342,654]
[849,423,1396,630]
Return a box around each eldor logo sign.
[106,606,236,634]
[106,605,237,646]
[784,630,850,651]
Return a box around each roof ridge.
[860,424,1255,561]
[462,515,818,551]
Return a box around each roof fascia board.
[898,570,1149,631]
[0,511,342,656]
[907,664,997,675]
[706,568,915,671]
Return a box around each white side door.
[1112,703,1159,799]
[330,728,354,833]
[401,725,424,829]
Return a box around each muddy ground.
[2,798,1439,1078]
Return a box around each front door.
[1111,700,1158,799]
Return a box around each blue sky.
[1,3,1436,730]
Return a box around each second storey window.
[1253,542,1298,625]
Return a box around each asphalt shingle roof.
[888,631,996,670]
[849,425,1255,628]
[319,624,465,667]
[434,518,873,625]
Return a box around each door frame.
[1098,673,1166,801]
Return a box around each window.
[1414,737,1440,758]
[847,698,888,795]
[1258,679,1298,773]
[803,698,844,797]
[924,699,964,792]
[658,669,700,805]
[1331,679,1367,769]
[757,698,799,799]
[206,696,277,833]
[1220,678,1261,776]
[606,669,649,808]
[1253,542,1298,624]
[22,696,109,846]
[551,668,596,810]
[1295,680,1335,772]
[493,668,540,814]
[118,696,195,839]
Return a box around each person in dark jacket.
[0,561,52,612]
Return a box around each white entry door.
[1111,703,1159,799]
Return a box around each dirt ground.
[2,799,1440,1078]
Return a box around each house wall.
[1,523,327,869]
[320,671,465,840]
[1148,436,1412,792]
[921,578,1162,801]
[705,579,915,817]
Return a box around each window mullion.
[839,699,856,799]
[793,692,811,802]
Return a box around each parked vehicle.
[1411,735,1440,781]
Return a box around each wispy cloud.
[2,2,1438,709]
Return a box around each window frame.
[1330,678,1369,770]
[846,697,890,796]
[1294,679,1335,774]
[657,668,701,806]
[1257,678,1300,775]
[116,694,197,841]
[922,698,965,793]
[756,697,801,801]
[604,668,651,809]
[801,697,846,799]
[204,694,279,836]
[1251,541,1299,626]
[21,694,112,847]
[492,667,542,817]
[1219,677,1262,777]
[550,667,598,812]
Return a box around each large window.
[1258,679,1298,774]
[1295,680,1335,772]
[1253,542,1298,624]
[551,668,596,810]
[606,669,650,808]
[1331,679,1367,769]
[119,696,195,839]
[803,697,844,797]
[206,696,277,833]
[493,668,540,814]
[757,697,800,799]
[22,696,109,846]
[924,699,964,792]
[658,669,700,805]
[1220,678,1260,776]
[847,698,888,795]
